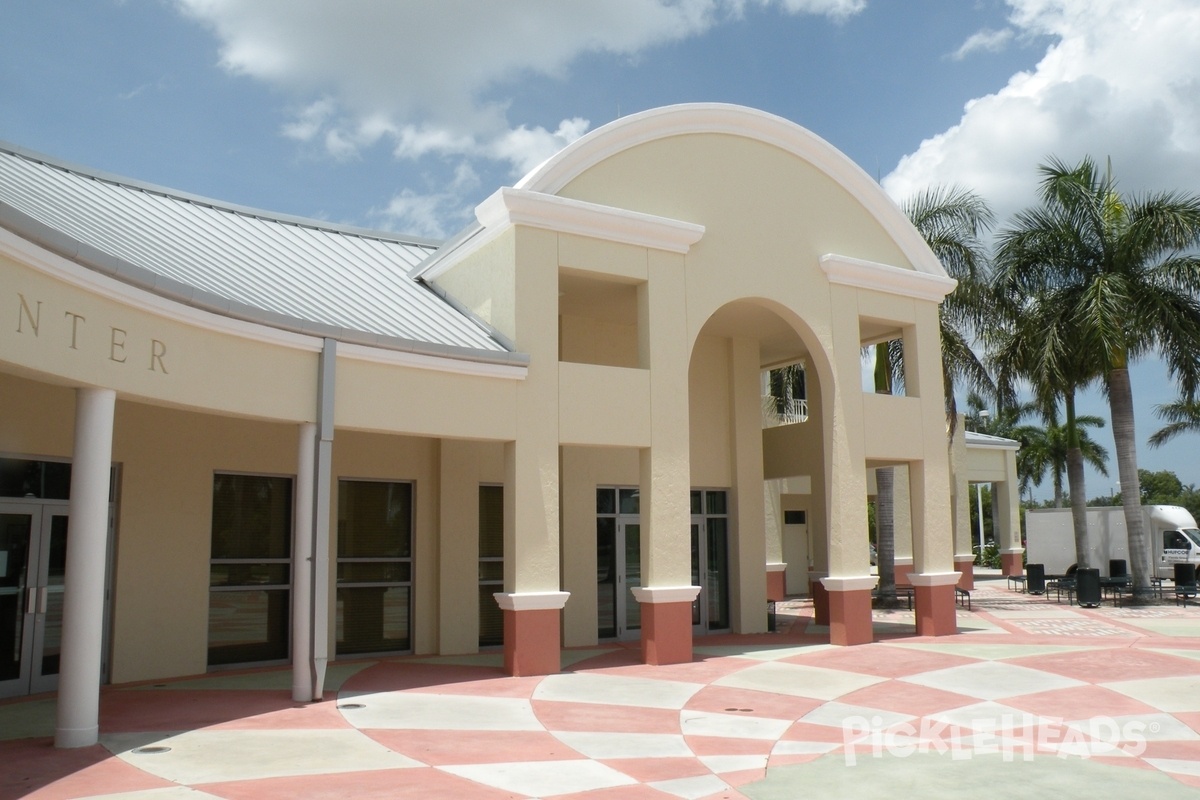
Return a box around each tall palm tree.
[995,156,1200,595]
[870,187,993,606]
[1149,399,1200,448]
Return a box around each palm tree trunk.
[1065,392,1090,569]
[1109,367,1150,596]
[876,467,896,603]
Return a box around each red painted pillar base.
[1001,550,1024,577]
[911,575,959,636]
[894,559,914,587]
[766,564,786,601]
[633,587,700,666]
[810,573,830,626]
[954,556,975,590]
[495,592,569,677]
[822,578,876,646]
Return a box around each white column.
[291,423,316,702]
[56,387,115,748]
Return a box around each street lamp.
[976,410,990,553]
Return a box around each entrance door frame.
[0,497,115,699]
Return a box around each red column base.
[1001,551,1024,577]
[503,608,561,677]
[895,560,914,587]
[810,578,830,626]
[766,568,786,601]
[640,600,694,665]
[955,557,975,590]
[826,586,874,646]
[913,583,957,636]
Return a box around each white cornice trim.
[477,187,705,254]
[766,562,787,572]
[820,254,957,303]
[337,342,527,380]
[630,586,701,604]
[493,591,570,611]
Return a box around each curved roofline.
[0,139,441,248]
[514,103,946,277]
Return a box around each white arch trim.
[516,103,947,278]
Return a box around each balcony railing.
[762,396,808,427]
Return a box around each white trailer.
[1025,505,1200,577]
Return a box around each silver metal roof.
[0,142,523,364]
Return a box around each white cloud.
[950,27,1014,60]
[174,0,864,177]
[884,0,1200,227]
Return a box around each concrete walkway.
[4,577,1200,799]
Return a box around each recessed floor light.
[338,703,366,710]
[132,746,171,755]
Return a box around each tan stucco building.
[0,104,1006,748]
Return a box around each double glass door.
[0,501,69,698]
[596,488,729,641]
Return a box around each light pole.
[976,410,990,553]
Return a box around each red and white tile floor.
[5,579,1200,799]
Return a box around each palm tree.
[1149,399,1200,448]
[995,156,1200,595]
[870,187,994,606]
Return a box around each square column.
[955,555,976,590]
[910,573,959,636]
[1001,549,1024,577]
[821,577,876,645]
[633,586,700,665]
[809,571,830,625]
[766,563,786,601]
[495,592,569,676]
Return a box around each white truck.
[1025,505,1200,576]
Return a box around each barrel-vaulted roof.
[0,141,521,364]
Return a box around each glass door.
[0,502,70,698]
[596,487,642,641]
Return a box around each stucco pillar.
[821,285,874,644]
[893,464,915,586]
[764,482,786,600]
[950,421,975,587]
[56,387,115,748]
[731,337,768,632]
[438,439,482,655]
[499,226,565,676]
[501,437,565,676]
[998,449,1023,576]
[901,305,958,635]
[633,251,697,665]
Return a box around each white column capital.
[494,591,570,611]
[766,562,787,573]
[631,586,701,604]
[908,572,962,587]
[821,576,878,592]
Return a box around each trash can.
[1109,559,1127,579]
[1174,562,1197,586]
[1076,567,1101,607]
[1026,563,1046,595]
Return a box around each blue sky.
[3,0,1200,499]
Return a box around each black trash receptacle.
[1076,568,1101,607]
[1110,559,1127,578]
[1026,563,1046,595]
[1174,562,1197,586]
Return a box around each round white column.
[56,387,116,749]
